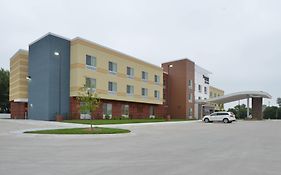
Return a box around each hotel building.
[9,33,222,120]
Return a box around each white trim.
[196,91,272,104]
[14,98,28,102]
[29,32,71,46]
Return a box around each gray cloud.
[1,0,280,107]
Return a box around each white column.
[247,97,250,118]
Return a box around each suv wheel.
[223,118,229,123]
[204,118,209,123]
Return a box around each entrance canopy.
[197,91,272,104]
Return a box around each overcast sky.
[1,0,280,108]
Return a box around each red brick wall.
[69,97,167,120]
[10,102,27,119]
[162,59,195,119]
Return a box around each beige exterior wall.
[9,50,29,101]
[70,38,163,105]
[209,86,224,110]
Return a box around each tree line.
[0,68,9,113]
[227,98,281,119]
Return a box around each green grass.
[24,127,130,134]
[63,119,185,125]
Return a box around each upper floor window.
[188,80,193,89]
[198,84,202,92]
[108,61,117,74]
[127,66,134,78]
[108,81,117,94]
[86,55,96,70]
[204,87,207,94]
[126,85,134,95]
[154,90,160,99]
[154,75,160,84]
[142,71,148,81]
[141,88,148,97]
[85,77,96,91]
[188,93,193,102]
[210,92,213,98]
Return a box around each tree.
[0,68,10,113]
[77,85,100,130]
[263,106,278,119]
[277,98,281,107]
[227,104,250,119]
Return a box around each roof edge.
[29,32,71,46]
[10,49,28,61]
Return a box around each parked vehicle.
[202,112,236,123]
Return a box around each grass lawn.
[24,127,130,134]
[63,119,186,125]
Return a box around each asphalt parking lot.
[0,119,281,175]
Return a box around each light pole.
[54,51,61,117]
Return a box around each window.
[188,93,193,102]
[141,88,148,97]
[210,113,215,116]
[210,92,213,98]
[198,84,202,92]
[103,103,112,119]
[80,102,91,119]
[121,104,129,117]
[86,55,96,70]
[154,75,160,84]
[150,106,155,117]
[188,108,193,117]
[204,87,207,94]
[108,61,117,74]
[214,93,217,97]
[85,77,96,91]
[154,90,160,99]
[188,80,193,89]
[198,97,201,100]
[142,71,148,81]
[108,81,117,94]
[126,85,134,95]
[127,66,134,78]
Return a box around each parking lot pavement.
[1,119,281,175]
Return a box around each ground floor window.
[80,102,91,119]
[103,103,112,119]
[188,107,193,119]
[121,104,129,118]
[150,106,155,118]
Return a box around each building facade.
[194,65,211,100]
[162,59,195,119]
[209,86,224,111]
[9,33,220,121]
[9,50,29,119]
[9,33,165,120]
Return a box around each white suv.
[202,112,236,123]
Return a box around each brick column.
[10,102,27,119]
[252,97,263,120]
